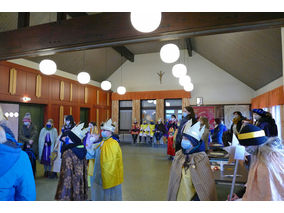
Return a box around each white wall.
[8,59,101,87]
[254,76,283,97]
[108,50,255,105]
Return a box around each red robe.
[167,127,175,156]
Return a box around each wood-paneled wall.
[111,100,119,133]
[156,99,164,122]
[132,100,140,124]
[0,61,112,131]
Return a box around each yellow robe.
[149,124,155,137]
[100,137,124,189]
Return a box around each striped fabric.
[167,150,217,201]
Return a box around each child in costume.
[130,119,140,144]
[148,120,156,144]
[167,121,217,201]
[86,119,123,201]
[38,119,58,178]
[139,120,149,143]
[55,123,88,201]
[229,124,284,201]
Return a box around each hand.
[227,193,239,201]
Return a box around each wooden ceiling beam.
[1,12,284,60]
[17,12,30,29]
[185,38,192,57]
[112,46,134,62]
[57,12,67,22]
[67,12,88,18]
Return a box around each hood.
[0,142,21,177]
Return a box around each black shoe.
[49,172,57,179]
[44,171,48,177]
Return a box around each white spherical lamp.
[9,112,14,118]
[160,43,180,63]
[101,80,112,91]
[39,59,57,75]
[184,82,194,92]
[77,72,90,84]
[172,64,187,78]
[179,75,191,86]
[117,86,126,95]
[14,112,19,118]
[130,12,162,33]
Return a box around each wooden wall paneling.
[132,100,141,124]
[26,72,36,99]
[9,68,17,95]
[40,76,49,99]
[72,83,78,103]
[96,90,100,105]
[59,105,64,131]
[156,99,164,122]
[107,109,110,120]
[84,87,88,104]
[96,109,100,126]
[50,78,60,101]
[100,91,107,106]
[63,105,70,118]
[107,93,110,106]
[72,106,80,124]
[59,81,64,101]
[49,104,60,131]
[70,83,73,102]
[15,69,26,96]
[90,87,96,106]
[0,65,9,95]
[78,85,85,104]
[112,100,119,133]
[182,98,191,110]
[35,75,42,98]
[101,109,107,123]
[64,81,70,101]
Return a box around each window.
[119,100,132,132]
[141,100,156,123]
[165,99,182,122]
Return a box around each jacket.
[255,117,278,137]
[211,124,226,144]
[167,150,217,201]
[0,126,36,201]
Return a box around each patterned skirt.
[55,149,88,201]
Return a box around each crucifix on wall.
[157,71,165,84]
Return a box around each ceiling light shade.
[184,82,194,92]
[39,59,57,75]
[172,64,187,78]
[153,100,157,105]
[148,100,154,103]
[117,86,126,95]
[130,12,162,33]
[179,75,192,86]
[77,72,90,84]
[160,43,180,63]
[101,80,112,91]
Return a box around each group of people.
[0,104,284,201]
[0,104,123,201]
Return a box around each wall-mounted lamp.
[22,96,31,102]
[197,97,203,106]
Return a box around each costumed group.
[0,105,283,201]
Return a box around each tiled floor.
[35,143,237,201]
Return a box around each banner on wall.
[224,105,251,129]
[193,106,215,129]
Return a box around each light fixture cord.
[120,54,123,85]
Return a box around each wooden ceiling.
[0,12,283,89]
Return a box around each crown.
[71,123,88,140]
[183,121,205,141]
[101,119,115,132]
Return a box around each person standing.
[230,124,284,201]
[38,119,58,178]
[211,118,226,145]
[0,106,36,201]
[130,120,140,144]
[252,109,278,137]
[55,123,88,201]
[18,112,38,177]
[86,119,123,201]
[51,115,75,177]
[230,111,246,135]
[199,116,210,152]
[175,106,197,153]
[167,121,217,201]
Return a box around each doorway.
[80,108,90,128]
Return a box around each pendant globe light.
[130,12,162,33]
[39,59,57,75]
[117,55,127,95]
[179,75,191,87]
[77,51,90,84]
[101,49,112,91]
[160,43,180,64]
[172,63,187,78]
[184,82,194,92]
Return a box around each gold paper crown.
[71,123,88,140]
